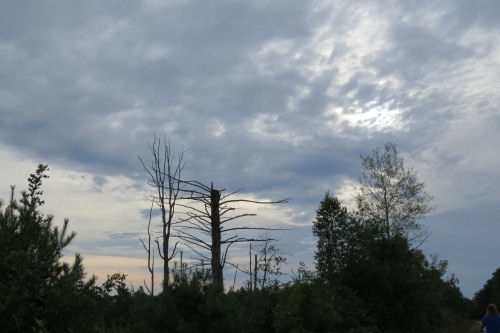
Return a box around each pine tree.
[0,164,97,332]
[312,192,364,282]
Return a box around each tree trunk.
[210,185,223,288]
[162,204,170,288]
[249,243,252,290]
[254,254,257,291]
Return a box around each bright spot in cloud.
[325,100,405,133]
[209,119,226,137]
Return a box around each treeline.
[0,164,466,332]
[0,143,494,332]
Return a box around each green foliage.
[272,280,339,333]
[473,267,500,318]
[312,191,467,332]
[312,192,371,282]
[235,288,279,332]
[0,164,100,332]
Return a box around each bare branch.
[220,198,290,205]
[222,242,233,268]
[155,237,165,260]
[220,213,257,224]
[143,279,152,295]
[222,226,291,233]
[182,243,211,262]
[167,241,180,261]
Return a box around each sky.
[1,0,499,298]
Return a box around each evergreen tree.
[312,192,367,282]
[0,165,98,332]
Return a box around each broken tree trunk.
[210,185,223,287]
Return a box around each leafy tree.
[336,235,467,333]
[312,189,466,332]
[341,237,425,332]
[355,142,433,247]
[312,192,367,282]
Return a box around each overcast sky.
[1,0,499,297]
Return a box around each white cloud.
[324,100,406,134]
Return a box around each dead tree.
[175,181,288,289]
[139,136,184,289]
[256,238,287,289]
[249,243,253,291]
[246,238,287,291]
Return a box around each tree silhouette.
[139,136,184,289]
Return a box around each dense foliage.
[313,192,468,332]
[0,165,473,332]
[472,267,500,319]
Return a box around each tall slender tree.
[139,136,184,288]
[355,142,433,246]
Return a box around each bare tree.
[175,181,288,289]
[257,238,287,289]
[247,238,287,290]
[139,136,184,288]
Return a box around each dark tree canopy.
[312,192,467,332]
[473,267,500,318]
[312,192,364,281]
